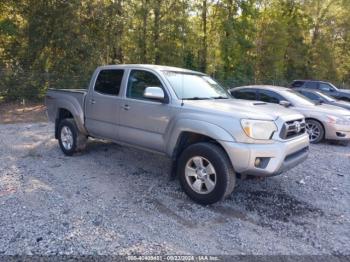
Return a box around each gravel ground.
[0,122,349,256]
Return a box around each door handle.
[90,99,96,104]
[122,104,130,111]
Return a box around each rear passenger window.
[300,91,320,101]
[232,90,257,100]
[258,90,284,104]
[305,81,318,89]
[94,69,124,95]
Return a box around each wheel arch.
[55,106,86,139]
[305,117,326,140]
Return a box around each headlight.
[241,119,277,140]
[327,115,350,125]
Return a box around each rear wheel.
[306,119,324,144]
[58,119,87,156]
[177,142,236,205]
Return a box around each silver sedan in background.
[230,85,350,144]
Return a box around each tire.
[306,119,324,144]
[177,142,236,205]
[58,119,87,156]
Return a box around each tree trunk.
[153,0,161,64]
[200,0,207,72]
[140,0,149,63]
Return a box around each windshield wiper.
[211,96,229,99]
[183,97,211,100]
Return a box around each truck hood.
[183,99,302,121]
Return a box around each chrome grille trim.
[280,118,306,139]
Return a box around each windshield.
[316,91,336,102]
[163,71,229,100]
[282,90,316,106]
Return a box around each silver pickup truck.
[46,64,309,204]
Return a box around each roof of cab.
[96,64,204,75]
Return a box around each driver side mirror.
[279,100,291,107]
[143,87,166,102]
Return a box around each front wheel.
[177,142,236,205]
[306,119,324,144]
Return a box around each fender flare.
[55,99,87,135]
[165,118,235,157]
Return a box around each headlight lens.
[241,119,277,140]
[327,115,350,125]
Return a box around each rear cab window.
[94,69,124,96]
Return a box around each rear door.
[118,69,173,152]
[85,69,125,140]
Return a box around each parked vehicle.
[230,85,350,144]
[294,88,350,111]
[46,65,309,205]
[290,80,350,102]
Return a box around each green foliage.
[0,0,349,101]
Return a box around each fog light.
[254,158,261,167]
[336,132,346,137]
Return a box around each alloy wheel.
[185,156,217,194]
[306,122,321,142]
[60,126,74,150]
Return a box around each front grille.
[280,119,306,139]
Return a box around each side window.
[300,91,320,101]
[304,81,318,89]
[258,90,284,104]
[94,69,124,95]
[319,83,333,92]
[127,70,164,100]
[232,89,257,100]
[291,81,304,87]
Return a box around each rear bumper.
[325,124,350,141]
[221,134,309,176]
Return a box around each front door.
[118,69,173,153]
[85,69,124,140]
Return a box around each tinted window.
[304,81,318,89]
[291,81,304,87]
[258,90,284,104]
[299,91,321,101]
[232,89,257,100]
[94,69,124,95]
[127,70,164,100]
[319,83,334,92]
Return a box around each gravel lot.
[0,122,349,256]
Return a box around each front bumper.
[325,123,350,141]
[221,134,309,176]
